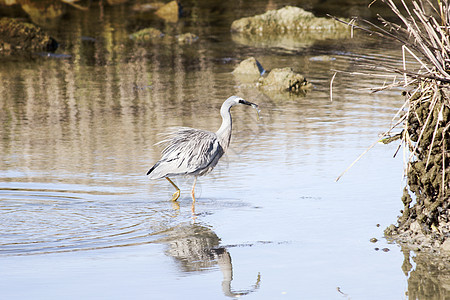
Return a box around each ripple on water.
[0,183,175,256]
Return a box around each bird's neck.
[216,105,232,151]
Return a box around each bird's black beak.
[239,99,258,109]
[239,99,260,120]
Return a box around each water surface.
[0,1,444,299]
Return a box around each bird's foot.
[171,190,181,201]
[172,201,180,210]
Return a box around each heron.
[147,96,259,202]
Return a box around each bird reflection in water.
[158,224,261,298]
[212,247,261,298]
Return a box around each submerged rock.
[231,6,347,34]
[0,17,58,53]
[129,27,164,42]
[232,57,265,76]
[258,67,312,92]
[155,1,181,23]
[177,32,198,44]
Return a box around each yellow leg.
[166,177,180,201]
[191,202,196,217]
[191,177,197,203]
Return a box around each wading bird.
[147,96,259,202]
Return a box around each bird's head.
[222,96,260,120]
[216,96,261,144]
[226,95,258,109]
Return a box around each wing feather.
[147,127,224,179]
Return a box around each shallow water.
[0,0,446,299]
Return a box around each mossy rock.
[130,27,164,42]
[0,17,58,52]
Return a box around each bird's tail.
[146,162,159,176]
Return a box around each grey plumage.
[147,95,259,202]
[147,127,224,178]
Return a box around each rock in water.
[155,1,181,23]
[232,58,312,92]
[130,27,164,42]
[231,6,347,34]
[0,17,58,53]
[177,33,198,44]
[232,57,265,76]
[259,67,312,92]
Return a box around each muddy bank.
[383,98,449,253]
[384,86,450,253]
